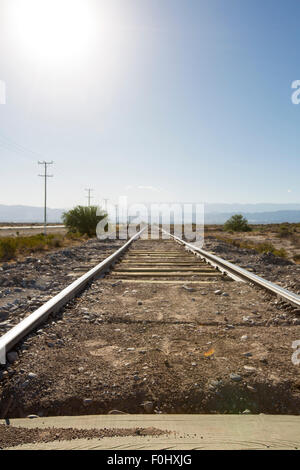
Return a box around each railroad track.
[110,239,223,284]
[0,226,300,364]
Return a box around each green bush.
[0,232,87,262]
[62,205,107,237]
[224,214,251,232]
[277,224,292,238]
[214,235,287,258]
[0,238,17,260]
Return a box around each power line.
[0,132,43,159]
[85,188,94,206]
[0,140,39,161]
[38,161,54,235]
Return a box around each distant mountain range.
[204,203,300,213]
[204,210,300,224]
[203,203,300,224]
[0,204,300,224]
[0,205,65,223]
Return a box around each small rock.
[83,398,93,404]
[28,372,37,379]
[183,285,196,292]
[259,358,268,364]
[214,290,222,295]
[142,401,153,413]
[108,410,127,415]
[27,415,39,419]
[243,366,256,372]
[243,316,251,322]
[210,379,222,387]
[7,351,18,363]
[230,373,242,382]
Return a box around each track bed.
[1,238,300,417]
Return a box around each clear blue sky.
[0,0,299,208]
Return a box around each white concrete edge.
[0,225,65,230]
[0,227,146,364]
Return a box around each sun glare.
[9,0,96,64]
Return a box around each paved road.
[0,225,66,237]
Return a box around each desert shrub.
[62,205,107,237]
[214,235,287,258]
[0,231,90,262]
[255,242,287,257]
[51,238,63,248]
[291,235,300,248]
[277,224,293,238]
[0,238,17,260]
[224,214,251,232]
[66,231,83,240]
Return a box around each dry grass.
[0,232,86,262]
[211,234,288,258]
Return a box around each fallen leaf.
[204,348,215,357]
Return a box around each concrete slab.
[2,414,300,450]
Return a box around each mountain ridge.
[1,204,300,224]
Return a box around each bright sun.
[9,0,96,64]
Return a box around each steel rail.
[161,228,300,308]
[0,227,146,364]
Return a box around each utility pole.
[85,188,94,206]
[38,161,53,236]
[115,203,119,239]
[103,198,109,212]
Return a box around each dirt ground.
[0,224,67,238]
[205,224,300,263]
[1,238,300,418]
[0,239,123,334]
